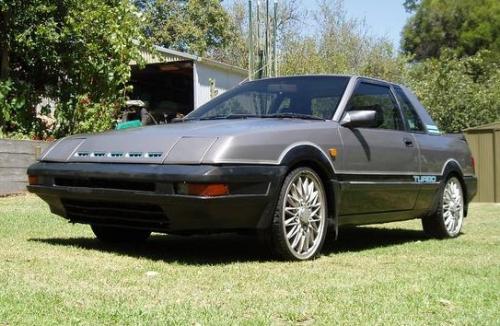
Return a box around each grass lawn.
[0,194,499,325]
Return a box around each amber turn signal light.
[28,175,39,185]
[177,183,230,197]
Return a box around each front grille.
[54,177,156,192]
[73,151,164,159]
[62,199,169,230]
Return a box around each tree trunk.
[0,9,10,80]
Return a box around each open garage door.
[128,61,194,124]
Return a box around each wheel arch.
[440,160,469,217]
[279,145,340,238]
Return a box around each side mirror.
[340,110,381,128]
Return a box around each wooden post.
[248,0,254,80]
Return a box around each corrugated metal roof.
[465,121,500,132]
[135,45,247,76]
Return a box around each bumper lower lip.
[27,162,287,232]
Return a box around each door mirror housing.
[340,110,382,128]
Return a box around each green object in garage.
[116,120,142,130]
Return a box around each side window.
[347,82,404,130]
[394,86,425,132]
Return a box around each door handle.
[403,138,414,147]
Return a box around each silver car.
[27,75,477,260]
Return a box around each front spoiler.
[27,162,287,233]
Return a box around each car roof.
[249,74,400,86]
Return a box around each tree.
[138,0,236,56]
[0,0,144,138]
[402,0,500,60]
[404,50,500,133]
[204,0,247,67]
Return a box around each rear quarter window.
[394,86,426,133]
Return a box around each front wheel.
[269,167,328,260]
[422,176,464,238]
[91,225,151,243]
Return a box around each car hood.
[40,119,340,164]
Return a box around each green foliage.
[209,0,248,68]
[402,0,500,60]
[139,0,236,56]
[0,79,45,137]
[0,0,144,138]
[405,50,500,133]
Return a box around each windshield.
[186,76,350,120]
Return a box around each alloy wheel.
[442,177,464,236]
[282,170,326,259]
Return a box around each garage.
[127,46,247,123]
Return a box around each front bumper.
[27,162,287,233]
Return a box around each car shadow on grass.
[30,225,430,264]
[323,226,430,254]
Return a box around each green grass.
[0,194,499,325]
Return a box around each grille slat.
[63,203,164,220]
[62,199,169,230]
[74,151,163,159]
[54,177,156,192]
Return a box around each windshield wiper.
[182,113,324,121]
[198,114,260,120]
[263,113,325,120]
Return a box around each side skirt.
[338,209,430,227]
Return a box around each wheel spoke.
[285,206,300,213]
[302,231,311,253]
[296,178,303,197]
[286,224,300,239]
[306,182,314,203]
[284,215,299,226]
[310,206,321,217]
[301,178,309,199]
[291,229,303,249]
[297,233,306,253]
[309,222,319,233]
[307,190,318,206]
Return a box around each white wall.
[193,62,246,108]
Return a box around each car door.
[338,80,420,215]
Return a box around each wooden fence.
[0,139,51,196]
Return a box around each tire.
[91,225,151,243]
[268,167,328,260]
[422,176,465,239]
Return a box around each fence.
[464,122,500,203]
[0,139,51,196]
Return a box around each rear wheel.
[268,167,328,260]
[91,225,151,243]
[422,176,464,238]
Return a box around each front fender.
[279,145,340,239]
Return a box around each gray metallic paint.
[34,75,477,229]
